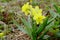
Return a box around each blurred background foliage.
[0,0,60,40]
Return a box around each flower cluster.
[22,2,45,24]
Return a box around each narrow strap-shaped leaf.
[48,10,57,25]
[13,19,27,34]
[54,5,60,14]
[27,15,32,28]
[49,10,57,17]
[47,15,57,24]
[13,19,32,37]
[36,17,48,35]
[31,22,37,40]
[21,17,32,29]
[21,18,32,37]
[38,21,54,40]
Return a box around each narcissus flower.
[30,6,45,24]
[30,7,36,15]
[33,14,45,24]
[35,6,42,15]
[30,6,42,16]
[22,2,32,15]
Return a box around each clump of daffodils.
[22,2,45,24]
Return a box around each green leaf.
[36,17,48,36]
[21,17,32,29]
[54,5,60,14]
[55,31,60,37]
[38,21,54,40]
[48,10,57,24]
[21,18,32,37]
[49,10,57,17]
[31,0,40,6]
[27,15,32,28]
[43,35,50,39]
[13,19,32,37]
[31,22,37,40]
[13,19,27,34]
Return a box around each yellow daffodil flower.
[22,2,32,15]
[32,6,45,24]
[33,13,45,24]
[22,2,30,15]
[30,6,42,16]
[35,6,42,15]
[30,8,36,15]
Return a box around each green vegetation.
[0,0,60,40]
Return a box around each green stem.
[31,34,37,40]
